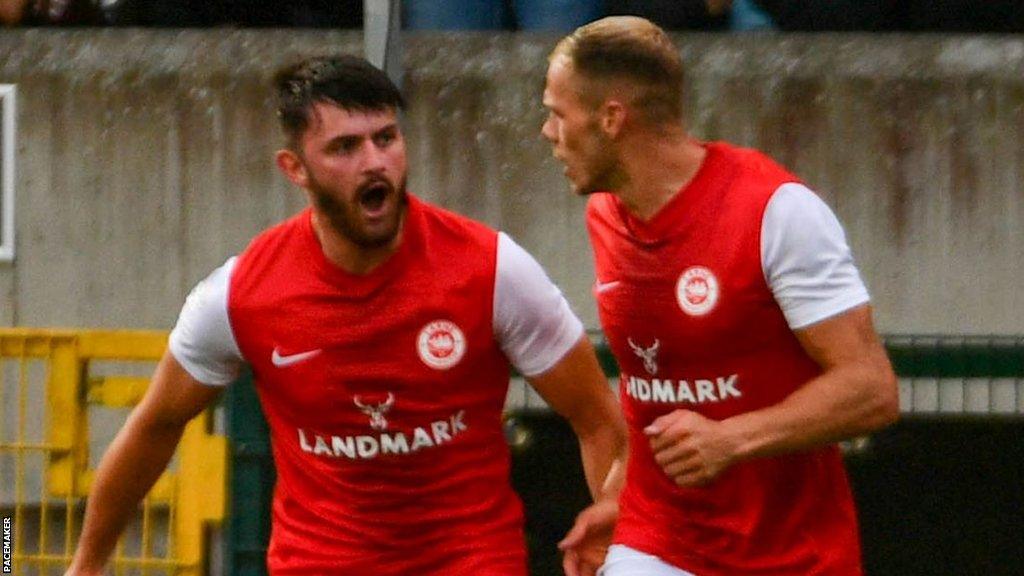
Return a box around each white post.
[0,84,15,263]
[364,0,403,90]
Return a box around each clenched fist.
[644,409,740,487]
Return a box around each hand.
[558,498,618,576]
[644,409,738,487]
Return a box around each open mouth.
[358,180,392,214]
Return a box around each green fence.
[224,335,1024,576]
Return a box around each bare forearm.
[576,425,627,501]
[527,336,628,502]
[65,352,221,575]
[645,308,898,488]
[727,363,898,462]
[69,417,185,572]
[726,306,899,463]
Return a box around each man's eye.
[334,140,359,154]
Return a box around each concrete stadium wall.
[0,30,1023,335]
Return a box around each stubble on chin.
[311,182,408,249]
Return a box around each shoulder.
[765,182,831,218]
[232,209,311,279]
[760,182,870,327]
[240,209,310,259]
[714,142,800,194]
[761,182,848,251]
[493,232,584,377]
[169,257,244,385]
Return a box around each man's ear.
[276,148,309,188]
[600,99,627,139]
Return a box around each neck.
[614,128,706,221]
[311,210,405,275]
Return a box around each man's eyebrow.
[321,120,400,147]
[324,133,362,150]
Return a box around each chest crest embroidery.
[676,266,720,316]
[417,320,467,370]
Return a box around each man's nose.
[361,141,387,172]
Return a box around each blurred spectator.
[0,0,28,25]
[607,0,777,31]
[0,0,362,27]
[100,0,361,27]
[750,0,891,30]
[610,0,1023,32]
[1,0,101,25]
[404,0,601,31]
[730,0,774,30]
[404,0,510,30]
[607,0,731,30]
[6,0,1020,32]
[513,0,603,30]
[900,0,1024,32]
[282,0,362,28]
[752,0,1024,32]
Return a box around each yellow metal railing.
[0,329,225,576]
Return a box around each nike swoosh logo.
[594,280,622,294]
[271,347,322,367]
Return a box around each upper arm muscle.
[526,336,618,436]
[133,351,225,431]
[793,304,888,372]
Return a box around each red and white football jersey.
[588,142,870,575]
[170,194,583,575]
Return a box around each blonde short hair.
[551,16,684,125]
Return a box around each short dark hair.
[274,55,405,145]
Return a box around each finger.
[643,410,680,435]
[662,455,703,479]
[649,408,698,436]
[647,423,692,454]
[649,415,699,452]
[674,467,715,488]
[562,549,582,576]
[558,516,590,550]
[579,549,609,575]
[656,441,699,476]
[566,547,606,576]
[652,438,694,468]
[580,559,602,576]
[647,422,682,452]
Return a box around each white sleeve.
[168,257,244,386]
[761,183,870,330]
[493,232,585,377]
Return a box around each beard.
[567,122,623,196]
[307,171,409,249]
[573,154,624,196]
